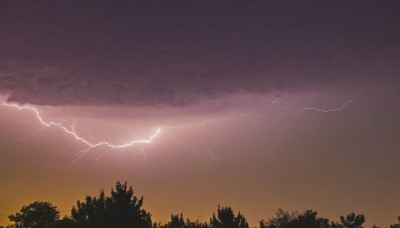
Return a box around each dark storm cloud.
[0,1,399,106]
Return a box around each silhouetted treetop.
[3,181,395,228]
[153,213,208,228]
[71,181,152,228]
[8,201,60,228]
[260,208,329,228]
[71,190,106,227]
[167,214,185,228]
[210,206,249,228]
[331,212,365,228]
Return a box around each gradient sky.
[1,1,400,227]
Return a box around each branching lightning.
[0,101,162,151]
[0,96,356,164]
[299,97,355,113]
[273,97,356,114]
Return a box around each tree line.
[1,181,399,228]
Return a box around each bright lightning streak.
[0,100,252,164]
[0,101,162,151]
[0,95,356,164]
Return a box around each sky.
[0,1,400,227]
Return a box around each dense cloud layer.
[0,1,399,106]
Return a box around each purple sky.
[1,1,399,106]
[1,1,400,227]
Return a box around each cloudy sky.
[0,1,400,227]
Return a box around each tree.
[185,219,209,228]
[158,214,209,228]
[210,206,248,228]
[47,217,77,228]
[260,208,292,228]
[260,208,329,228]
[331,212,365,228]
[390,216,400,228]
[71,191,106,227]
[165,214,185,228]
[71,181,152,228]
[292,210,329,228]
[103,181,152,227]
[8,201,60,228]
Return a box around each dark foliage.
[210,206,249,228]
[184,220,210,228]
[154,213,209,228]
[71,191,106,227]
[260,208,329,228]
[71,181,152,228]
[165,214,185,228]
[47,217,78,228]
[4,181,400,227]
[8,201,59,228]
[331,212,365,228]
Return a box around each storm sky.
[1,1,399,106]
[1,1,400,227]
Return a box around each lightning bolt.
[0,95,356,164]
[0,100,252,164]
[0,101,162,151]
[277,97,356,114]
[300,97,355,113]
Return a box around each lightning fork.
[0,101,162,151]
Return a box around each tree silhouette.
[184,219,209,228]
[47,217,77,228]
[8,201,60,228]
[71,181,152,228]
[166,214,185,228]
[104,181,152,227]
[260,208,329,228]
[71,190,106,227]
[156,214,209,228]
[331,212,365,228]
[260,208,292,228]
[390,216,400,228]
[210,206,248,228]
[2,181,389,227]
[291,210,329,228]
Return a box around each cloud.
[0,1,399,106]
